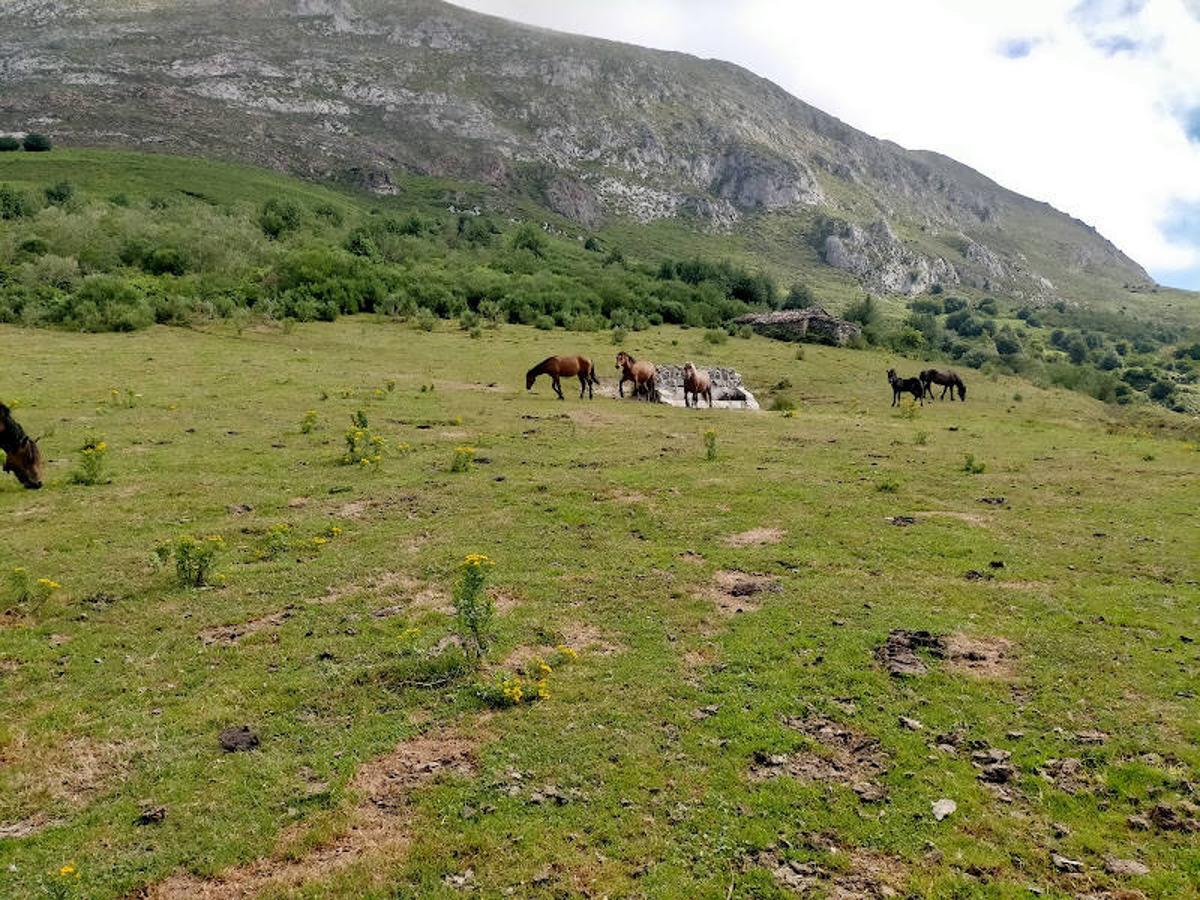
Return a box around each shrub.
[895,398,919,420]
[876,477,899,493]
[258,197,302,239]
[962,453,986,474]
[300,409,318,433]
[454,553,495,660]
[0,136,20,152]
[510,223,547,258]
[0,185,33,220]
[145,247,188,276]
[342,411,384,466]
[703,328,727,345]
[22,132,52,152]
[783,282,813,309]
[8,567,60,606]
[413,307,438,332]
[44,181,74,205]
[704,428,717,461]
[165,535,225,588]
[611,326,627,345]
[535,314,555,331]
[70,436,110,485]
[770,394,797,412]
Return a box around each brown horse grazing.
[682,362,712,409]
[887,369,924,407]
[0,404,45,489]
[615,351,658,402]
[920,368,966,401]
[526,355,600,400]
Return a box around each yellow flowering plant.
[341,410,385,466]
[451,445,475,472]
[170,534,225,587]
[8,567,61,606]
[70,435,110,485]
[300,409,318,433]
[454,553,495,660]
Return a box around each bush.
[44,181,74,205]
[164,535,225,588]
[703,328,728,345]
[510,223,547,258]
[0,185,33,220]
[22,133,52,152]
[0,136,20,152]
[782,282,813,309]
[66,275,155,332]
[962,453,986,474]
[70,436,110,485]
[258,197,302,239]
[769,394,797,412]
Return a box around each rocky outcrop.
[653,365,759,410]
[542,175,603,228]
[735,307,862,346]
[821,220,959,296]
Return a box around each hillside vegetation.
[1,318,1198,898]
[2,149,1198,414]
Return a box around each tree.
[510,223,547,258]
[1066,336,1089,365]
[0,136,19,152]
[782,282,813,309]
[22,133,52,152]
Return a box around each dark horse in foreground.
[526,355,600,400]
[1,404,44,489]
[887,369,924,407]
[920,368,966,401]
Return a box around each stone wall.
[651,364,759,410]
[735,307,862,346]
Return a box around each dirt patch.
[708,570,781,616]
[875,629,946,677]
[337,493,419,521]
[321,571,449,614]
[723,527,784,548]
[1038,757,1093,794]
[198,607,294,646]
[498,622,621,673]
[751,847,908,897]
[749,717,889,802]
[0,814,58,838]
[914,510,990,527]
[678,550,705,564]
[944,633,1017,680]
[148,722,484,899]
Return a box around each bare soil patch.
[198,607,295,646]
[148,722,484,899]
[723,527,784,548]
[498,622,622,673]
[944,633,1017,680]
[750,717,889,802]
[709,570,781,616]
[0,814,58,839]
[875,629,946,677]
[914,510,990,527]
[321,571,450,614]
[1038,757,1094,794]
[337,493,420,521]
[751,846,908,897]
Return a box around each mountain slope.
[0,0,1169,308]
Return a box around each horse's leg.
[578,374,586,399]
[706,389,712,408]
[619,375,625,398]
[941,383,949,401]
[552,376,564,401]
[892,389,898,407]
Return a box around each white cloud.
[453,0,1200,289]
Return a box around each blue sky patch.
[998,37,1039,59]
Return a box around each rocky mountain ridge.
[0,0,1156,304]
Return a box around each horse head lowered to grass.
[0,404,44,489]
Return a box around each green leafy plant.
[454,553,496,660]
[300,409,318,433]
[876,477,900,493]
[962,453,987,474]
[451,445,475,473]
[70,436,110,485]
[262,523,291,560]
[8,567,61,606]
[343,411,384,466]
[915,431,929,446]
[165,535,225,588]
[895,398,919,420]
[704,428,717,462]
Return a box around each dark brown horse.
[526,355,600,400]
[920,368,966,401]
[1,404,44,489]
[616,352,658,402]
[887,369,924,407]
[682,362,712,409]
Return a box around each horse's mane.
[0,403,28,453]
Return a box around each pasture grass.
[1,319,1198,898]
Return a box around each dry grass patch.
[2,734,139,826]
[198,606,295,646]
[148,722,484,899]
[723,527,785,548]
[914,510,991,527]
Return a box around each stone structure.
[734,306,861,346]
[652,365,759,410]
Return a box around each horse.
[682,362,713,409]
[525,355,600,400]
[920,368,966,401]
[615,351,658,402]
[0,404,45,489]
[887,369,924,407]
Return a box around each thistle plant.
[454,553,495,660]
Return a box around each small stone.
[690,705,720,720]
[1051,852,1084,873]
[899,716,923,731]
[852,782,886,803]
[1104,857,1149,876]
[1074,730,1108,744]
[978,763,1017,784]
[1051,822,1070,837]
[1006,731,1025,740]
[134,805,166,826]
[1127,815,1151,831]
[931,798,957,821]
[218,725,260,752]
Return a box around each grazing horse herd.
[2,354,966,491]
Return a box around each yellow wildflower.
[556,644,578,661]
[37,578,61,590]
[59,863,76,877]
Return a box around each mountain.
[0,0,1166,308]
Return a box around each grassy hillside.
[1,317,1198,898]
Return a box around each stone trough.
[651,365,760,410]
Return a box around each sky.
[454,0,1200,290]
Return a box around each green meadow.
[1,318,1197,898]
